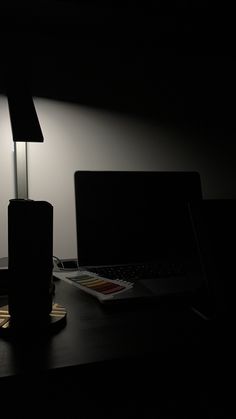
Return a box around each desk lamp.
[7,85,44,199]
[0,86,67,334]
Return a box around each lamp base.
[0,302,67,337]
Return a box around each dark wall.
[1,4,234,121]
[1,3,235,192]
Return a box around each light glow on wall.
[28,98,200,258]
[0,95,235,260]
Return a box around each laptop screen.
[74,171,202,267]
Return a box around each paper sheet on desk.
[53,270,133,302]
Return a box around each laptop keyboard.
[87,262,185,281]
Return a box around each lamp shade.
[7,86,44,142]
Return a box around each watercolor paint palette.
[54,271,133,302]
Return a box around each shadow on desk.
[2,350,236,418]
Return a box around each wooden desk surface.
[0,278,211,377]
[0,278,235,417]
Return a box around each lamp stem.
[14,142,29,199]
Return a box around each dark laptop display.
[74,170,205,301]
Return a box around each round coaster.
[0,302,67,336]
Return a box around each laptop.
[189,198,236,321]
[71,170,206,304]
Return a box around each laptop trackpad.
[139,276,193,295]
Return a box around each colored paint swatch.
[66,272,134,302]
[75,277,125,295]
